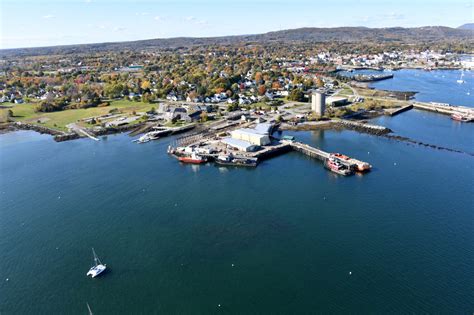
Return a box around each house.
[164,107,188,121]
[14,98,24,104]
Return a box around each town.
[1,41,473,175]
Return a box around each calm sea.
[1,70,473,314]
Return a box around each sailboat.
[86,302,93,315]
[86,248,107,278]
[457,70,466,84]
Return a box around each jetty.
[413,102,474,117]
[338,120,392,135]
[384,104,413,116]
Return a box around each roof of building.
[254,123,273,135]
[221,137,257,150]
[231,128,269,138]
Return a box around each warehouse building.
[221,138,260,152]
[230,128,271,146]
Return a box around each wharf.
[413,102,474,116]
[384,104,413,116]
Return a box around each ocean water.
[340,69,474,107]
[1,70,473,313]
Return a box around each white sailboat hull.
[87,264,106,278]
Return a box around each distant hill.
[458,23,474,30]
[1,26,472,57]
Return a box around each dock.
[223,140,370,174]
[412,102,474,117]
[384,104,413,116]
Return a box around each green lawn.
[0,100,155,132]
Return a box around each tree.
[315,78,325,88]
[257,85,266,96]
[288,89,305,102]
[255,72,263,84]
[104,83,124,99]
[200,111,208,122]
[140,80,151,91]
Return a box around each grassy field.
[0,100,156,131]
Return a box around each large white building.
[230,128,271,146]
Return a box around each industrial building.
[221,138,260,152]
[230,128,271,146]
[326,96,349,107]
[311,91,326,116]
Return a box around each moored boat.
[451,112,473,122]
[215,154,257,167]
[178,152,207,164]
[324,157,353,176]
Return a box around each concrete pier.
[384,104,413,116]
[413,102,474,116]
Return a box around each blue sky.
[1,0,472,49]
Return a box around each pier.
[384,104,413,116]
[412,102,474,117]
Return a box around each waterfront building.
[221,138,259,152]
[230,128,271,146]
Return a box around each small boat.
[457,71,466,84]
[178,152,207,164]
[136,131,162,143]
[86,248,107,278]
[324,157,352,176]
[215,154,257,167]
[86,302,93,315]
[331,153,371,172]
[451,112,473,122]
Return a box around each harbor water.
[340,68,474,107]
[1,70,473,313]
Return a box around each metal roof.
[221,137,256,149]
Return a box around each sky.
[1,0,473,49]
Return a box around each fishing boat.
[215,154,258,167]
[178,152,207,164]
[451,112,473,122]
[86,248,107,278]
[330,153,371,172]
[324,157,352,176]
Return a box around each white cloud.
[113,27,126,32]
[84,0,92,3]
[185,16,196,21]
[42,14,55,19]
[154,15,164,21]
[383,12,405,21]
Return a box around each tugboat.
[324,157,353,176]
[178,152,207,164]
[86,248,107,278]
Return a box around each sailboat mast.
[86,302,93,315]
[91,248,102,266]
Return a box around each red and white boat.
[325,157,353,176]
[178,152,207,164]
[451,112,473,122]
